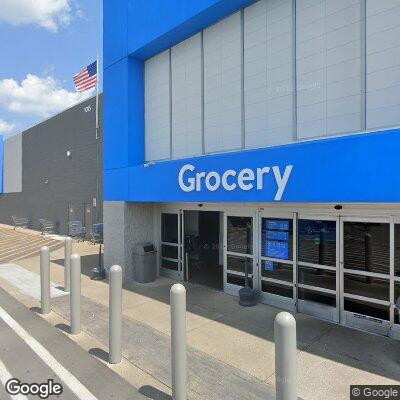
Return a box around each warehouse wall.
[0,95,103,234]
[3,133,22,193]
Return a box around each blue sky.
[0,0,102,137]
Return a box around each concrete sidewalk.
[0,228,399,399]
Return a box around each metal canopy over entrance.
[158,204,400,340]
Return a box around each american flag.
[73,61,97,93]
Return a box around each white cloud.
[0,74,93,118]
[0,0,73,32]
[0,119,15,133]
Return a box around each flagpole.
[95,50,100,140]
[94,50,100,227]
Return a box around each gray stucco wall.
[3,133,22,193]
[0,95,103,234]
[104,201,155,281]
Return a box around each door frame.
[296,213,340,322]
[391,216,400,340]
[339,215,392,336]
[159,205,184,281]
[258,210,297,312]
[224,208,258,296]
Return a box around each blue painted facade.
[103,0,400,203]
[0,136,3,194]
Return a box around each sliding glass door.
[224,210,256,295]
[259,212,296,311]
[160,210,184,280]
[340,217,391,336]
[297,215,339,322]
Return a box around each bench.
[39,219,58,235]
[68,221,86,242]
[11,216,29,230]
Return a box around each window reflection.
[343,222,390,275]
[298,220,336,266]
[227,217,252,254]
[344,274,389,301]
[395,225,400,277]
[298,266,336,291]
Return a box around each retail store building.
[0,95,103,233]
[103,0,400,339]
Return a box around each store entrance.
[184,211,223,290]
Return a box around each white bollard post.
[40,246,51,315]
[170,284,187,400]
[70,254,81,335]
[109,265,122,364]
[64,237,72,292]
[275,312,297,400]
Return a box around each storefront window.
[298,220,336,266]
[344,298,389,321]
[261,281,293,298]
[261,218,293,260]
[162,213,178,243]
[395,282,400,325]
[298,266,336,291]
[161,259,178,271]
[344,274,389,302]
[227,273,253,288]
[298,288,336,307]
[227,217,252,255]
[227,255,253,275]
[261,261,292,282]
[343,222,390,274]
[161,245,178,259]
[394,224,400,277]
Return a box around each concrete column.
[109,265,123,364]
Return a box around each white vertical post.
[275,312,297,400]
[64,237,72,292]
[109,265,122,364]
[170,283,187,400]
[40,246,51,315]
[70,254,81,335]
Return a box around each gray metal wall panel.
[203,11,242,153]
[366,0,400,130]
[0,95,103,234]
[171,33,203,158]
[145,50,171,161]
[3,134,22,193]
[297,0,362,139]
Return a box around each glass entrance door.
[224,211,256,295]
[392,219,400,340]
[340,217,391,336]
[160,211,183,280]
[259,212,296,311]
[297,216,339,322]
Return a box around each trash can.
[132,242,157,283]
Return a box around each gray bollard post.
[40,246,51,315]
[170,283,187,400]
[64,237,72,292]
[274,312,297,400]
[70,254,81,335]
[109,265,122,364]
